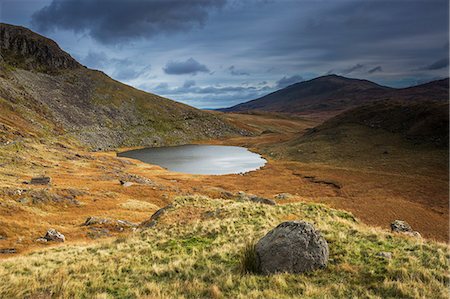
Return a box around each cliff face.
[0,23,80,72]
[0,23,243,149]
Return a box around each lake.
[118,144,266,175]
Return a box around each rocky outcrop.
[43,229,65,242]
[255,221,329,274]
[236,191,276,205]
[0,23,80,72]
[139,204,174,228]
[390,220,421,238]
[29,176,51,185]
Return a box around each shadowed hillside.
[0,23,243,149]
[220,74,449,114]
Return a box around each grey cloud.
[341,64,364,75]
[183,80,196,88]
[81,51,151,81]
[163,58,210,75]
[276,75,303,88]
[368,66,382,74]
[228,65,249,76]
[422,58,449,70]
[31,0,226,44]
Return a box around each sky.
[0,0,448,109]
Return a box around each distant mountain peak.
[0,23,80,72]
[219,74,448,114]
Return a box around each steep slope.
[220,74,449,114]
[0,23,242,149]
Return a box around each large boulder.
[255,221,328,274]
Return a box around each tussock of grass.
[0,195,448,298]
[239,240,260,274]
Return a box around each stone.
[120,180,133,187]
[255,221,329,274]
[376,251,392,259]
[274,193,293,200]
[30,176,51,185]
[35,237,48,243]
[139,204,173,228]
[44,229,65,242]
[390,220,421,238]
[390,220,413,233]
[236,191,276,205]
[84,216,111,226]
[0,248,16,254]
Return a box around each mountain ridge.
[219,74,449,114]
[0,23,243,149]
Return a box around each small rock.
[30,176,51,185]
[236,191,276,205]
[35,237,48,243]
[256,221,329,274]
[0,248,16,254]
[274,193,292,200]
[84,216,111,226]
[0,235,6,240]
[376,251,392,259]
[120,180,133,187]
[139,204,173,228]
[390,220,412,232]
[390,220,421,238]
[44,229,65,242]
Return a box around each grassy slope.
[0,196,448,298]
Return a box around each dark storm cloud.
[276,75,303,88]
[31,0,226,44]
[163,58,210,75]
[368,66,382,74]
[228,65,249,76]
[421,58,449,70]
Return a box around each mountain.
[219,74,449,114]
[0,23,242,149]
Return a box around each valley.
[0,22,448,298]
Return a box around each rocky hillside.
[220,74,449,114]
[0,23,243,149]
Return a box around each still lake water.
[118,145,266,175]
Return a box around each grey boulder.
[256,221,328,274]
[44,229,65,242]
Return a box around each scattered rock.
[35,237,48,243]
[43,229,65,242]
[84,216,111,226]
[120,180,133,187]
[84,216,137,230]
[140,204,173,228]
[0,248,16,254]
[255,221,329,274]
[274,193,293,200]
[376,251,392,259]
[390,220,421,238]
[236,191,276,205]
[30,176,51,185]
